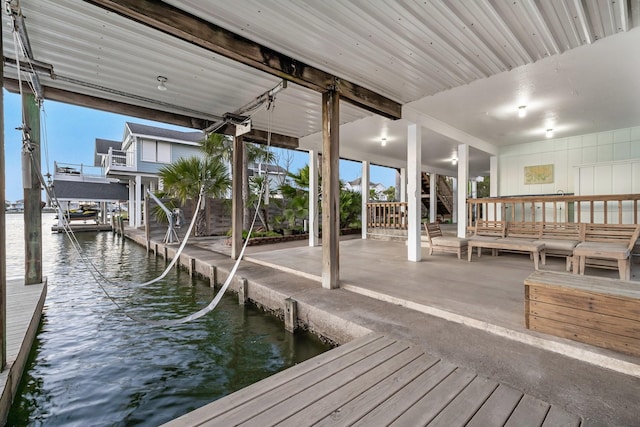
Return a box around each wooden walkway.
[163,333,580,426]
[0,278,47,424]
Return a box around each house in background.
[97,122,206,228]
[344,177,388,200]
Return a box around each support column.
[22,92,42,285]
[0,26,6,369]
[321,90,340,289]
[400,168,407,203]
[134,175,142,228]
[308,149,319,247]
[361,161,370,239]
[242,139,250,230]
[128,178,136,228]
[452,178,458,224]
[407,124,422,262]
[457,144,469,238]
[429,172,437,223]
[231,135,244,259]
[490,156,499,221]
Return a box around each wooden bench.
[525,270,640,357]
[468,239,545,270]
[423,222,468,259]
[468,221,545,269]
[467,220,506,256]
[572,224,640,280]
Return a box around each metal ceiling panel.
[3,0,639,177]
[3,0,373,139]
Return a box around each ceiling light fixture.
[546,128,554,138]
[157,76,168,91]
[518,105,527,118]
[381,137,387,147]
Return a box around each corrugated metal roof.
[3,0,640,177]
[52,180,128,201]
[126,122,204,143]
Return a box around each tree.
[201,132,275,229]
[159,156,230,236]
[383,186,396,202]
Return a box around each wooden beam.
[231,135,244,260]
[4,78,212,129]
[84,0,402,120]
[322,90,340,289]
[215,124,298,149]
[0,23,7,369]
[22,92,42,285]
[5,79,299,147]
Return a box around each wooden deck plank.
[388,368,476,426]
[313,354,439,426]
[351,360,457,426]
[162,333,388,426]
[236,341,412,426]
[186,336,403,426]
[265,346,428,427]
[505,394,551,427]
[426,376,499,427]
[541,405,581,427]
[466,384,524,427]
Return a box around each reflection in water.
[6,214,331,426]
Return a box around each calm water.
[5,213,331,426]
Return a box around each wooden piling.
[284,298,297,333]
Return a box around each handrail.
[467,194,640,230]
[367,202,408,229]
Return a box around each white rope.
[14,36,279,325]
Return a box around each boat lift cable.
[20,87,279,326]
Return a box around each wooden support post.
[144,193,150,253]
[308,149,319,247]
[237,277,248,305]
[231,135,244,260]
[322,90,340,289]
[163,245,169,261]
[284,298,297,333]
[22,92,42,285]
[361,161,369,239]
[0,25,7,369]
[188,257,195,277]
[209,265,217,288]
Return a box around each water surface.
[6,214,330,426]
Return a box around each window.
[141,140,171,163]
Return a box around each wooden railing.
[367,202,408,229]
[467,194,640,231]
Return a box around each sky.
[3,89,396,202]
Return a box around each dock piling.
[285,298,297,333]
[238,277,248,305]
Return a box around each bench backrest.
[424,222,443,241]
[581,224,640,250]
[473,220,506,238]
[541,222,582,240]
[506,222,542,239]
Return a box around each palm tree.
[159,156,230,236]
[201,132,275,229]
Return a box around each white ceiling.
[3,0,640,178]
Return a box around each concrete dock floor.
[127,228,640,426]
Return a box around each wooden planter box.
[524,271,640,357]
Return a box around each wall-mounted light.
[157,76,168,91]
[546,128,554,138]
[518,105,527,118]
[452,157,458,165]
[381,137,387,147]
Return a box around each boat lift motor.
[147,190,181,244]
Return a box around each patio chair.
[424,222,468,259]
